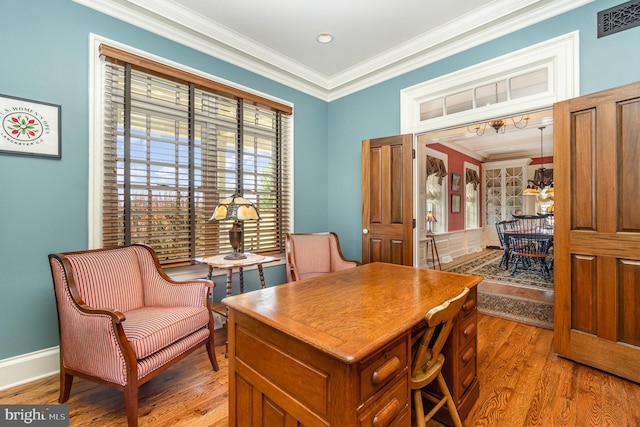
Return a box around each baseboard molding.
[0,347,59,391]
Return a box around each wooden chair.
[508,234,553,279]
[48,243,219,427]
[411,288,470,427]
[495,219,519,269]
[508,214,554,279]
[285,232,360,282]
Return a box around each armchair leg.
[59,371,73,403]
[123,384,139,427]
[206,338,220,371]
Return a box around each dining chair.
[508,234,553,279]
[495,219,519,269]
[285,232,360,282]
[411,287,470,427]
[48,243,219,427]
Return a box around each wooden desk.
[223,262,482,426]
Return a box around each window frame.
[88,35,293,266]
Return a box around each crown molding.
[74,0,593,102]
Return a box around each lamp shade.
[210,195,261,222]
[425,211,437,223]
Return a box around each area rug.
[445,250,553,289]
[445,250,554,329]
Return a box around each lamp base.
[224,251,247,260]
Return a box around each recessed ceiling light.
[316,32,334,44]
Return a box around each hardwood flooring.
[2,317,640,426]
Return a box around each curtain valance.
[427,156,448,184]
[465,168,481,190]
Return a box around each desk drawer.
[358,375,408,427]
[359,337,408,403]
[459,312,477,350]
[460,287,477,319]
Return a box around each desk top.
[223,262,481,363]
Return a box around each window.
[464,163,480,229]
[95,44,293,267]
[425,151,448,233]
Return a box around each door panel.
[554,81,640,383]
[362,135,413,265]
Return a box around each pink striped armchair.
[48,243,219,427]
[285,232,361,282]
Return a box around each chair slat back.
[411,288,469,377]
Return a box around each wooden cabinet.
[224,263,482,426]
[483,159,529,247]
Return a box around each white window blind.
[101,48,292,266]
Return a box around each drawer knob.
[462,371,475,389]
[372,398,401,427]
[461,346,475,364]
[463,322,476,338]
[462,298,477,311]
[371,356,401,385]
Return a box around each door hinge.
[413,218,416,228]
[412,148,416,159]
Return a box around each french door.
[554,80,640,383]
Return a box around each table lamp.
[426,211,437,234]
[210,194,261,260]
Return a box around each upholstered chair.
[48,243,219,427]
[285,232,360,282]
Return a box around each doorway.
[415,109,554,265]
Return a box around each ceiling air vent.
[598,0,640,38]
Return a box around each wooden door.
[361,134,413,265]
[554,80,640,383]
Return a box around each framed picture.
[451,173,461,192]
[451,194,461,213]
[0,94,61,159]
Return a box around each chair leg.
[123,384,139,427]
[58,370,73,403]
[437,373,463,427]
[413,389,427,427]
[206,339,220,371]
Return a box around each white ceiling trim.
[73,0,593,102]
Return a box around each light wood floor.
[2,315,640,426]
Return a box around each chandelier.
[524,126,553,195]
[468,115,529,136]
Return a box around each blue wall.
[0,0,638,360]
[0,0,328,359]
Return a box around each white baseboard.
[0,347,60,391]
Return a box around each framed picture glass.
[0,94,61,159]
[452,194,461,213]
[451,173,461,192]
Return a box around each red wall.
[428,144,483,231]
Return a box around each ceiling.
[78,0,591,100]
[420,110,555,162]
[76,0,591,158]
